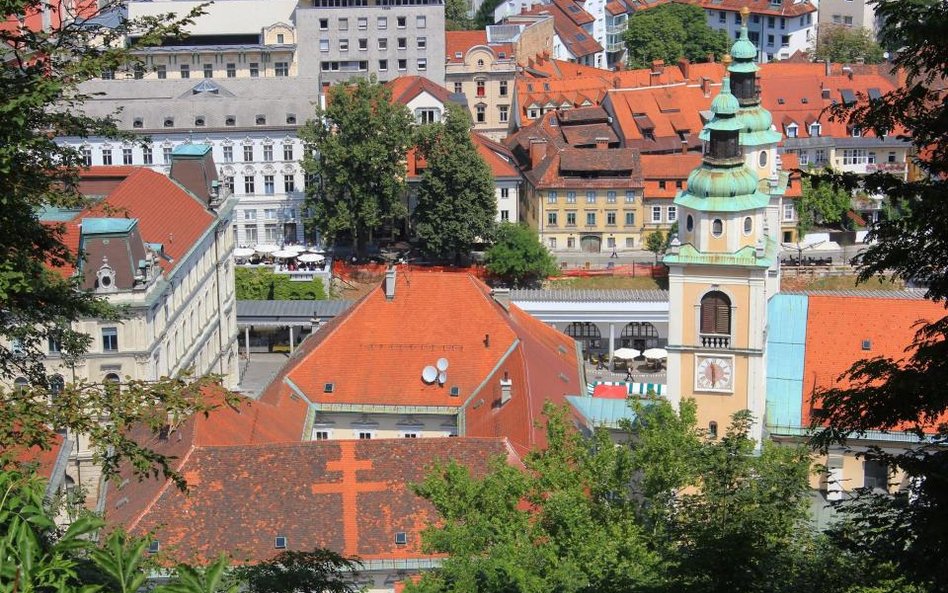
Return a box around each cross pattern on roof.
[310,442,389,557]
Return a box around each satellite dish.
[422,366,438,384]
[438,371,447,385]
[436,358,449,372]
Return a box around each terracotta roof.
[472,133,520,178]
[605,84,712,153]
[50,167,217,278]
[640,153,702,198]
[446,30,487,61]
[780,151,802,197]
[265,271,582,452]
[676,0,816,17]
[801,295,947,430]
[521,1,602,59]
[107,437,515,564]
[386,75,453,106]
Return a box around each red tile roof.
[445,30,515,64]
[264,271,583,452]
[472,133,521,178]
[386,75,453,106]
[52,167,217,278]
[521,1,602,59]
[640,153,703,198]
[801,295,948,431]
[108,437,515,564]
[606,84,712,153]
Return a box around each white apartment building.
[60,76,317,248]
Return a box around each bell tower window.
[709,129,740,161]
[700,291,731,337]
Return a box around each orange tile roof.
[386,75,453,106]
[445,30,495,63]
[107,436,515,565]
[801,294,948,431]
[521,1,602,58]
[268,271,582,452]
[472,133,520,178]
[606,84,712,153]
[50,167,217,278]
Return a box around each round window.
[712,219,724,237]
[743,216,753,235]
[686,214,694,232]
[758,150,768,168]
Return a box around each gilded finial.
[722,53,733,67]
[740,6,750,25]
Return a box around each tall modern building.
[295,0,446,87]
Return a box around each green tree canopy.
[811,26,885,65]
[484,222,558,287]
[807,1,948,589]
[797,177,854,232]
[0,0,235,486]
[445,0,473,30]
[300,77,414,256]
[624,3,730,70]
[645,230,666,264]
[473,0,504,29]
[413,104,496,262]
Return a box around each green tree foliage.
[645,230,666,264]
[624,3,730,70]
[797,177,853,232]
[473,0,504,29]
[484,222,558,287]
[811,26,884,65]
[413,104,496,262]
[300,77,414,256]
[0,0,236,488]
[234,549,362,593]
[807,2,948,589]
[234,267,327,301]
[445,0,473,30]
[408,404,662,593]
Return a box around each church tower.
[664,53,777,442]
[730,6,785,262]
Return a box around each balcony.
[700,333,730,349]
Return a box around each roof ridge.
[126,441,196,533]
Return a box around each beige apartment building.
[445,18,553,141]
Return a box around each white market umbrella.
[643,348,668,360]
[297,253,325,263]
[308,247,326,254]
[233,247,255,258]
[284,244,308,253]
[255,244,279,255]
[272,249,298,259]
[613,348,641,360]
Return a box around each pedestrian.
[610,247,618,258]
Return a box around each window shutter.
[700,301,716,333]
[715,303,730,334]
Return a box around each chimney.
[168,144,220,207]
[595,137,609,150]
[651,59,664,74]
[678,57,690,80]
[529,138,547,169]
[491,287,511,311]
[613,76,620,89]
[824,59,831,77]
[384,265,396,300]
[500,374,513,405]
[706,53,715,63]
[701,77,711,98]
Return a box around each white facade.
[705,7,816,62]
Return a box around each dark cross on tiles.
[310,441,388,557]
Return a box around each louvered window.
[700,291,731,335]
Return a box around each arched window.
[758,150,768,168]
[13,377,29,393]
[743,216,753,235]
[686,214,694,232]
[620,322,660,350]
[104,373,121,395]
[564,322,602,351]
[708,421,718,439]
[711,219,723,237]
[700,291,731,335]
[48,374,65,399]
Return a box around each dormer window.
[786,123,798,138]
[851,126,862,137]
[809,123,821,137]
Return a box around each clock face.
[696,356,734,391]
